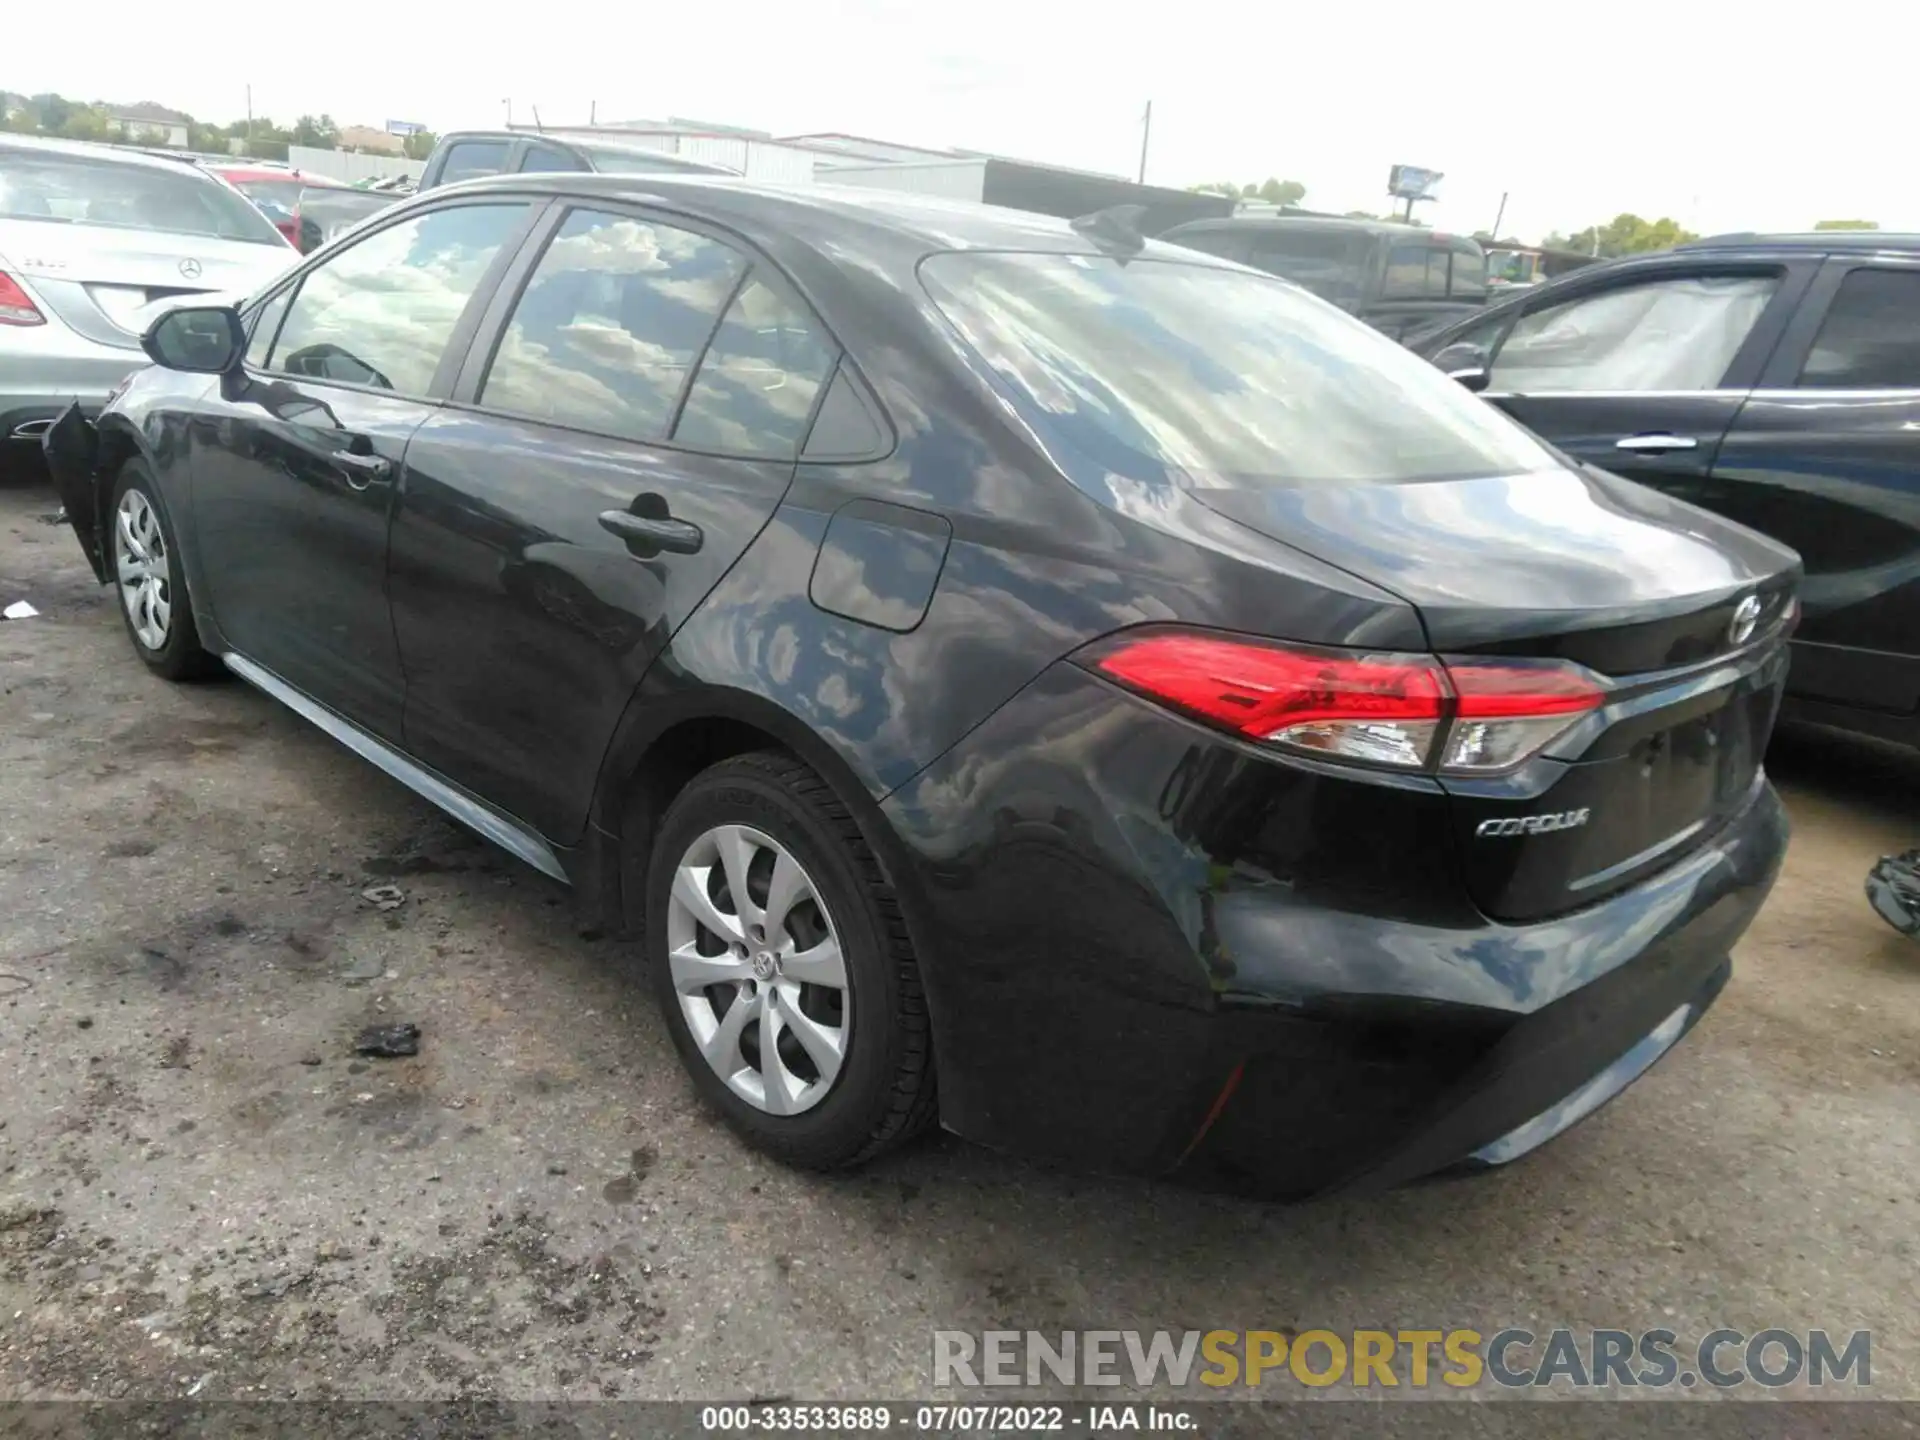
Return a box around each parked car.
[1413,231,1920,751]
[208,165,351,247]
[1159,214,1490,341]
[417,130,737,191]
[0,134,295,456]
[290,186,401,254]
[44,175,1796,1197]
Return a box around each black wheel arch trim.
[585,671,954,1061]
[90,413,230,655]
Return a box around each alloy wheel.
[114,489,171,651]
[665,824,849,1116]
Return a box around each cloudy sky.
[13,0,1912,240]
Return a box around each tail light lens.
[1080,628,1604,776]
[0,271,46,327]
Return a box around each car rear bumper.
[880,661,1789,1199]
[0,332,142,441]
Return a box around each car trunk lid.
[1196,465,1800,922]
[0,219,289,350]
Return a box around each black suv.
[418,130,736,190]
[1414,232,1920,749]
[1161,215,1489,341]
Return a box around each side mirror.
[141,304,246,374]
[1429,341,1493,393]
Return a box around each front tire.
[646,751,936,1169]
[109,461,220,681]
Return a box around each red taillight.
[0,271,45,327]
[1081,628,1605,776]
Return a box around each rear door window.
[477,207,747,441]
[920,251,1554,488]
[671,274,837,456]
[438,141,510,184]
[1245,230,1365,307]
[1488,274,1779,393]
[1797,269,1920,388]
[1446,244,1488,300]
[1381,244,1437,300]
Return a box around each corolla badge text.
[1476,808,1591,838]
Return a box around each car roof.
[1678,230,1920,255]
[435,129,738,176]
[422,171,1216,258]
[0,133,229,177]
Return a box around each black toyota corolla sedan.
[44,174,1798,1198]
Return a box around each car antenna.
[1069,204,1149,262]
[531,106,544,132]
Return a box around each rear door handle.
[599,509,704,554]
[1615,433,1698,453]
[332,448,392,488]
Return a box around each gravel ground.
[1,464,1916,1422]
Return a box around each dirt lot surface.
[1,466,1917,1424]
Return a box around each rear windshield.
[230,178,306,212]
[0,151,287,245]
[920,252,1554,487]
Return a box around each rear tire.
[645,750,936,1169]
[109,460,221,682]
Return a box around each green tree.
[29,92,72,131]
[289,113,338,148]
[1256,178,1307,206]
[1556,213,1699,258]
[402,129,437,161]
[55,107,119,143]
[1813,219,1879,231]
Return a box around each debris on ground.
[37,509,65,526]
[3,601,39,620]
[353,1022,421,1058]
[340,954,387,985]
[238,1268,313,1301]
[360,884,405,911]
[1867,849,1920,939]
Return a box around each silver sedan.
[0,135,298,454]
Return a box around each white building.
[107,102,190,148]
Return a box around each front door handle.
[332,448,392,488]
[1615,433,1699,453]
[599,509,704,554]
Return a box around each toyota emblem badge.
[1728,594,1763,647]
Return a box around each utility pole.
[590,100,597,125]
[1137,100,1152,185]
[503,98,512,127]
[245,85,252,155]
